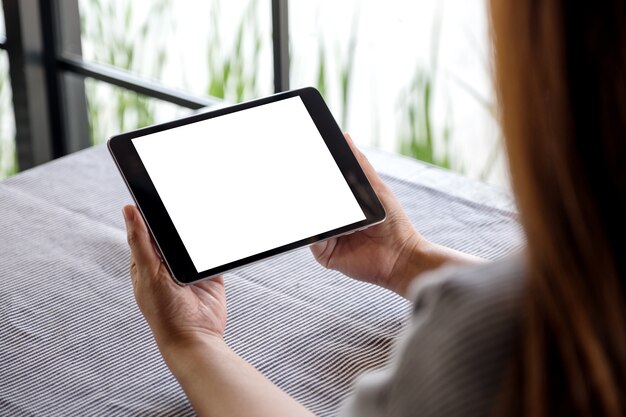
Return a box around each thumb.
[344,133,383,188]
[123,205,160,271]
[310,238,336,269]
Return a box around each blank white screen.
[132,96,366,273]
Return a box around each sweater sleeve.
[340,256,524,417]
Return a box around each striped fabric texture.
[0,145,523,416]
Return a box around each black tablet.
[109,87,386,285]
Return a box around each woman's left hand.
[122,205,313,417]
[122,205,227,353]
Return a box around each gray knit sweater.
[342,256,525,417]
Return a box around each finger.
[123,205,160,272]
[194,275,225,294]
[129,254,139,287]
[211,275,224,286]
[310,238,336,269]
[344,133,384,187]
[310,240,328,259]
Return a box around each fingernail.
[122,206,133,223]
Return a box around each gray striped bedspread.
[0,145,523,416]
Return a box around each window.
[1,0,288,176]
[289,0,505,185]
[0,2,16,178]
[2,1,504,185]
[78,0,275,143]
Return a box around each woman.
[122,1,626,416]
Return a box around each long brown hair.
[490,1,626,416]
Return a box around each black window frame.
[1,0,290,171]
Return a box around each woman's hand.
[311,134,424,295]
[123,205,226,353]
[123,205,314,417]
[311,134,483,296]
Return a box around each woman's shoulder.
[408,253,526,322]
[343,254,526,417]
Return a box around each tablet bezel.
[108,87,386,284]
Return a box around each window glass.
[85,78,190,144]
[79,0,274,103]
[289,0,507,185]
[0,1,16,179]
[0,0,4,38]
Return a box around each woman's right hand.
[311,134,426,296]
[311,134,483,297]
